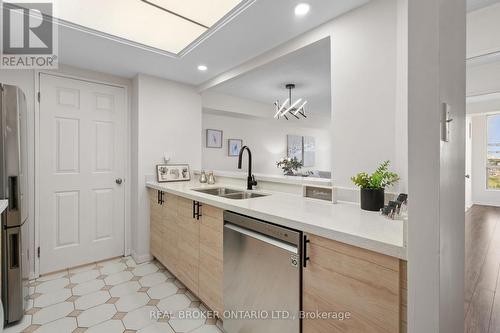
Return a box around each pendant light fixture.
[274,84,307,120]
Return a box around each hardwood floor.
[465,205,500,333]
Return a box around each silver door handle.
[115,178,123,185]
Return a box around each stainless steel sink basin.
[193,187,241,196]
[192,187,269,200]
[222,192,268,200]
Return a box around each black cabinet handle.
[303,235,310,268]
[196,202,202,220]
[191,201,203,220]
[157,191,164,205]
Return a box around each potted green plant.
[351,161,400,211]
[276,157,303,176]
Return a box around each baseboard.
[472,201,500,208]
[131,251,153,264]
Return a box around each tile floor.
[4,257,225,333]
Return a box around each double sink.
[193,187,269,200]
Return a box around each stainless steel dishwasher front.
[223,211,301,333]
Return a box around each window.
[487,114,500,189]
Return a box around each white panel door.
[39,74,126,274]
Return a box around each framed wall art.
[228,139,243,156]
[156,164,191,182]
[206,129,223,148]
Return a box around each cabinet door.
[149,189,163,260]
[199,205,224,314]
[303,234,401,333]
[176,197,200,294]
[161,193,178,275]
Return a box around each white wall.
[467,2,500,58]
[471,114,500,206]
[330,0,400,190]
[131,74,202,262]
[201,112,331,175]
[201,91,269,118]
[199,0,407,195]
[407,0,466,332]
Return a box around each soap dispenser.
[207,172,216,185]
[199,170,207,183]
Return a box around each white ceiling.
[468,0,500,11]
[209,38,331,116]
[55,0,368,85]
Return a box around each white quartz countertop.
[0,200,7,214]
[146,181,407,260]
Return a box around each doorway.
[38,73,127,274]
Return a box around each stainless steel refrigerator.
[0,84,30,325]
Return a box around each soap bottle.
[207,172,216,185]
[199,170,207,183]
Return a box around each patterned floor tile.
[34,317,77,333]
[71,269,100,284]
[139,272,167,287]
[122,305,158,330]
[138,321,175,333]
[85,319,125,333]
[32,301,74,325]
[109,281,141,297]
[190,324,224,333]
[73,279,105,296]
[100,262,127,275]
[125,258,138,268]
[35,278,70,294]
[115,292,150,312]
[132,263,159,277]
[12,257,223,333]
[104,271,133,286]
[169,308,205,332]
[77,303,117,327]
[157,294,191,314]
[33,288,72,308]
[74,290,111,310]
[147,282,178,299]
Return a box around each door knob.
[465,174,470,179]
[115,178,123,185]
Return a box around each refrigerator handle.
[9,232,20,269]
[8,176,18,210]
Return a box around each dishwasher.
[223,211,302,333]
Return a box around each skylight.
[20,0,246,56]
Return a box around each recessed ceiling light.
[295,3,310,16]
[198,65,208,71]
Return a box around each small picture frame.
[206,129,223,148]
[156,164,191,182]
[228,139,243,157]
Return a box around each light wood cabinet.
[176,196,200,294]
[161,193,178,275]
[150,190,406,329]
[199,205,224,314]
[303,234,402,333]
[148,189,163,260]
[149,191,224,314]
